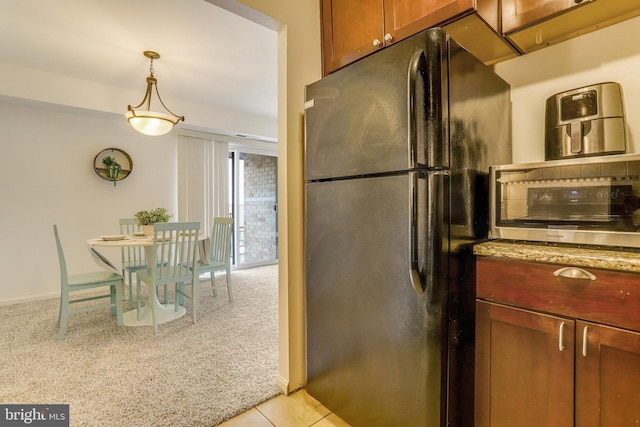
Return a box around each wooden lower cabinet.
[476,257,640,426]
[576,321,640,427]
[475,301,574,427]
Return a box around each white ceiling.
[0,0,278,139]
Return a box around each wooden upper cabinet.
[321,0,640,73]
[321,0,384,75]
[384,0,475,43]
[502,0,590,34]
[503,0,640,54]
[321,0,478,75]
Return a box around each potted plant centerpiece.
[102,155,121,180]
[135,207,172,236]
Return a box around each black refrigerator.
[304,28,511,426]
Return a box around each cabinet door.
[384,0,474,43]
[476,301,574,427]
[502,0,591,33]
[576,321,640,427]
[321,0,384,75]
[321,0,477,75]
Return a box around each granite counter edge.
[473,241,640,274]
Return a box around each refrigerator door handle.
[410,171,424,294]
[408,49,426,169]
[410,171,443,295]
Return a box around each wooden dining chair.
[194,217,234,302]
[53,224,124,340]
[119,217,147,309]
[135,221,200,334]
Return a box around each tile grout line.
[254,406,277,426]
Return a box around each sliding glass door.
[229,150,278,268]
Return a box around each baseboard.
[277,374,302,395]
[0,291,59,306]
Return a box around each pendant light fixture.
[125,51,184,136]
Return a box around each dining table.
[86,232,208,327]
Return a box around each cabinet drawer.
[477,257,640,332]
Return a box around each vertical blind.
[177,134,229,234]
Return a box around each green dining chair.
[135,221,200,334]
[53,224,124,340]
[194,217,233,302]
[119,217,147,309]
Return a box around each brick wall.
[242,153,277,264]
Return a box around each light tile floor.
[218,389,352,427]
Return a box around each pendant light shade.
[126,51,184,136]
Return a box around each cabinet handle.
[372,39,382,48]
[553,267,596,281]
[384,33,393,43]
[559,321,566,351]
[582,326,589,357]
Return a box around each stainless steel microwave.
[490,153,640,248]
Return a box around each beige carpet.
[0,264,281,427]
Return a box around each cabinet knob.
[372,39,382,48]
[384,33,393,43]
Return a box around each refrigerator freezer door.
[304,29,449,181]
[306,174,446,426]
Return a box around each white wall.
[232,0,322,393]
[494,16,640,164]
[0,98,177,303]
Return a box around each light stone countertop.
[473,240,640,273]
